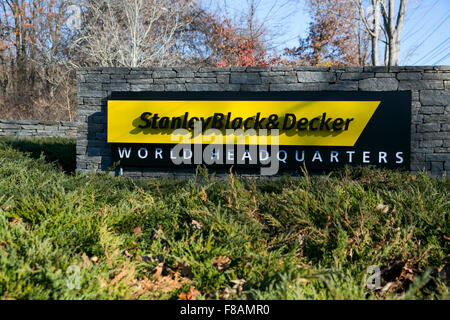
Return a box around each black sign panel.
[108,91,411,172]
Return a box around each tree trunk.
[384,35,390,66]
[371,34,379,66]
[371,0,380,66]
[381,0,407,66]
[354,0,380,66]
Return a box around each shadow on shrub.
[0,137,76,173]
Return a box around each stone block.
[397,72,422,80]
[270,83,329,91]
[423,73,450,80]
[152,71,176,78]
[359,78,398,91]
[399,80,444,90]
[297,72,336,82]
[339,73,373,80]
[230,73,261,84]
[261,76,298,84]
[420,90,450,106]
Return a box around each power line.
[404,41,449,65]
[403,0,439,41]
[425,43,450,63]
[433,52,450,65]
[418,37,449,62]
[410,12,449,53]
[410,9,449,65]
[412,36,449,65]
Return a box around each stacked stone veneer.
[77,66,450,177]
[0,119,77,139]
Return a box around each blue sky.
[206,0,450,66]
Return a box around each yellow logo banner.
[107,100,381,146]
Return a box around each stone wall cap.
[77,65,449,72]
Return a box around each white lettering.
[330,151,339,163]
[295,150,305,162]
[118,147,131,159]
[242,150,252,161]
[138,148,148,159]
[227,149,234,162]
[260,149,269,162]
[347,151,355,163]
[184,149,192,160]
[155,148,163,159]
[396,152,404,164]
[363,151,370,163]
[312,151,323,163]
[379,152,387,163]
[277,150,287,163]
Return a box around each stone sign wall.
[77,66,450,177]
[0,120,77,139]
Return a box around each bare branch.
[73,0,195,67]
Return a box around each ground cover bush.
[0,138,448,299]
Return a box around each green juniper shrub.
[0,138,448,300]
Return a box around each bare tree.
[354,0,408,66]
[0,0,77,121]
[73,0,195,67]
[380,0,408,66]
[354,0,381,66]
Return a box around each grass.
[0,138,448,300]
